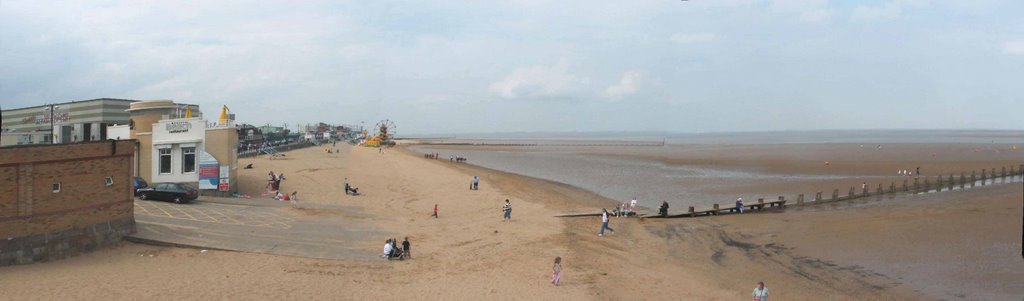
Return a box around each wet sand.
[0,143,1020,300]
[411,143,1024,210]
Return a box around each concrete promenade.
[129,197,385,260]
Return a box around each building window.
[182,147,196,173]
[159,148,172,174]
[105,176,114,186]
[52,182,61,193]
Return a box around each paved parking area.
[135,200,294,229]
[130,198,384,261]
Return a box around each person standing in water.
[551,256,562,286]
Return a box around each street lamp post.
[43,104,60,144]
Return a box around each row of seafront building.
[1,98,238,196]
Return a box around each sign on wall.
[166,121,192,133]
[198,151,219,189]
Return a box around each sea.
[407,130,1024,210]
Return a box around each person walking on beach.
[472,176,480,190]
[551,256,562,286]
[502,199,512,222]
[432,204,439,219]
[752,281,769,301]
[599,208,615,237]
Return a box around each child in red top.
[432,204,438,219]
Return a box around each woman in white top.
[752,281,768,301]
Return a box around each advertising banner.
[198,150,219,189]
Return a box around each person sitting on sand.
[752,281,769,301]
[659,201,669,217]
[382,239,393,258]
[344,178,359,195]
[736,198,745,213]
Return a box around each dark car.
[137,183,199,204]
[133,177,148,195]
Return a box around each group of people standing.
[899,166,922,177]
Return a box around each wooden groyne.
[558,164,1024,219]
[416,142,666,147]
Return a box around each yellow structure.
[218,105,229,125]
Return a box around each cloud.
[603,71,644,101]
[770,0,834,23]
[487,58,589,100]
[1005,41,1024,55]
[850,0,930,22]
[670,33,716,44]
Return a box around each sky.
[1,0,1023,135]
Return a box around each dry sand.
[0,143,1021,300]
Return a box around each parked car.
[136,183,199,204]
[133,177,148,195]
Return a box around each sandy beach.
[1,143,1021,300]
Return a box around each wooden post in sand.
[862,185,869,196]
[688,206,695,217]
[981,169,987,182]
[889,182,895,193]
[970,171,976,187]
[936,175,943,189]
[759,198,765,209]
[1002,166,1006,177]
[956,174,961,189]
[848,187,856,199]
[713,204,720,215]
[923,177,930,191]
[960,172,966,189]
[877,183,883,194]
[832,189,839,201]
[902,179,908,191]
[797,194,804,205]
[815,191,822,201]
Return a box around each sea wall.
[0,140,136,265]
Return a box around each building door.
[83,124,92,142]
[60,126,73,143]
[99,123,107,140]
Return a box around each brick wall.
[0,140,136,265]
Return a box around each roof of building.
[1,98,142,112]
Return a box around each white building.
[150,118,206,184]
